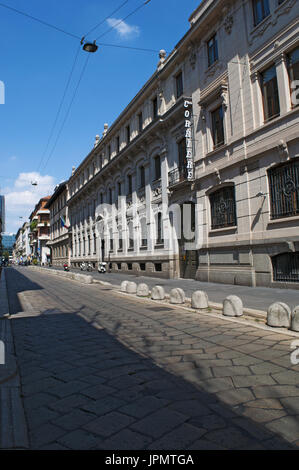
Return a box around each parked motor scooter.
[80,262,86,271]
[98,262,107,273]
[86,262,93,272]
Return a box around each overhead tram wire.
[95,0,152,41]
[42,53,91,172]
[0,0,156,174]
[97,42,160,53]
[36,43,82,172]
[83,0,129,39]
[0,1,158,54]
[0,1,81,40]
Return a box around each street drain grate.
[147,307,174,312]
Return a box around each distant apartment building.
[14,222,30,263]
[0,196,5,233]
[29,197,51,264]
[65,0,298,288]
[1,233,16,257]
[45,181,70,267]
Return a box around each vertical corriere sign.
[184,100,194,180]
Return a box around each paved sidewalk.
[0,268,29,449]
[5,267,299,450]
[38,265,299,312]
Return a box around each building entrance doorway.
[178,202,198,279]
[101,240,105,262]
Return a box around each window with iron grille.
[268,159,299,219]
[272,252,299,283]
[210,186,237,230]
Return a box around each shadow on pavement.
[10,307,298,450]
[5,268,44,315]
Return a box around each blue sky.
[0,0,201,232]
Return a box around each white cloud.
[3,172,56,233]
[106,18,140,38]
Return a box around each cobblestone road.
[5,267,299,450]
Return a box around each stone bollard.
[120,280,129,292]
[74,274,82,283]
[170,288,185,304]
[127,281,137,294]
[137,283,149,297]
[290,306,299,332]
[80,274,93,284]
[267,302,291,328]
[223,295,243,317]
[191,290,209,309]
[151,285,165,301]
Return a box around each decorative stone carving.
[277,139,289,161]
[199,107,206,122]
[188,43,198,70]
[223,15,234,35]
[221,90,228,110]
[157,49,167,69]
[249,0,296,45]
[214,168,221,184]
[152,187,162,199]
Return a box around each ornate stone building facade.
[46,181,70,267]
[67,0,299,287]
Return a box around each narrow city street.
[3,267,299,450]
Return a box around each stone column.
[160,147,170,251]
[275,52,292,114]
[251,71,264,128]
[131,170,137,253]
[146,164,154,253]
